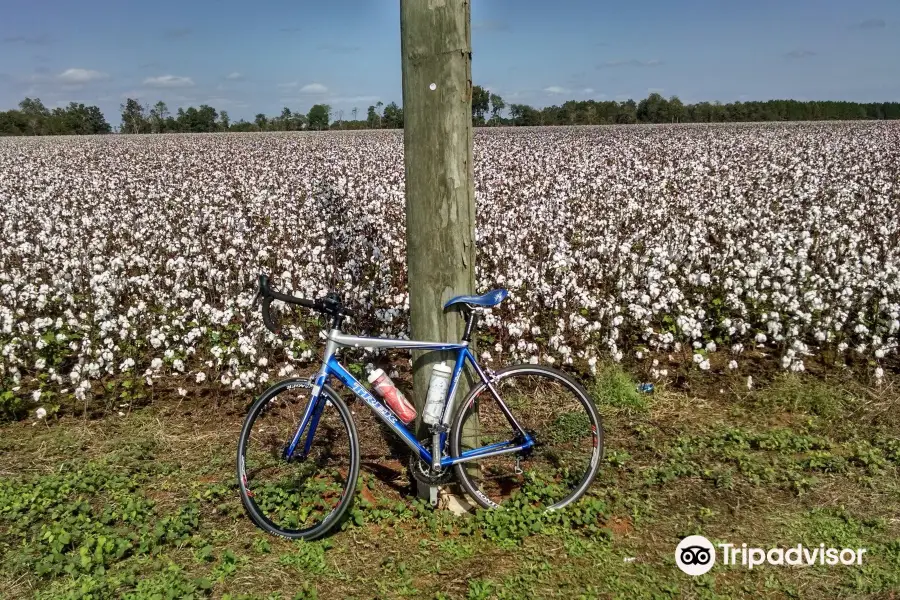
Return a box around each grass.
[1,366,899,599]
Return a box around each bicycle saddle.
[443,288,509,309]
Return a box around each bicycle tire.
[237,378,360,540]
[449,364,604,510]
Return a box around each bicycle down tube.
[283,330,534,469]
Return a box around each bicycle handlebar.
[253,273,355,339]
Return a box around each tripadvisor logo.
[675,535,716,576]
[675,535,867,575]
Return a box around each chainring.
[408,453,454,486]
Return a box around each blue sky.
[1,0,898,124]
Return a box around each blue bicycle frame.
[281,328,534,470]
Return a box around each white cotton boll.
[36,406,47,419]
[728,360,738,370]
[178,388,187,397]
[33,390,42,402]
[221,375,231,386]
[173,359,185,372]
[692,353,703,364]
[706,341,716,353]
[151,358,163,370]
[699,359,710,371]
[258,357,268,367]
[196,372,207,383]
[875,367,884,380]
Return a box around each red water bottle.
[367,368,417,424]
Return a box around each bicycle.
[237,273,604,540]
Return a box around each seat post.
[461,308,478,342]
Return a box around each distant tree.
[229,119,258,132]
[308,104,330,130]
[278,107,293,131]
[366,105,378,128]
[254,113,268,130]
[120,98,149,134]
[19,97,50,135]
[196,105,217,132]
[149,101,169,133]
[351,107,358,121]
[381,102,403,128]
[669,96,685,123]
[219,110,230,131]
[0,110,27,135]
[636,93,671,123]
[489,92,505,122]
[472,85,490,124]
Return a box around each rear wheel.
[450,364,603,510]
[237,379,359,540]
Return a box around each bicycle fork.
[283,374,328,461]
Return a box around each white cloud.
[225,72,243,80]
[143,75,195,88]
[58,68,109,84]
[300,82,328,94]
[582,88,595,94]
[543,86,570,95]
[329,95,380,104]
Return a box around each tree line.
[0,98,111,135]
[3,87,900,136]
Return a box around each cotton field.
[1,122,898,410]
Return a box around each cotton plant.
[0,122,897,407]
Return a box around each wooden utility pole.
[400,0,475,504]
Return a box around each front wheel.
[450,364,603,510]
[237,378,360,540]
